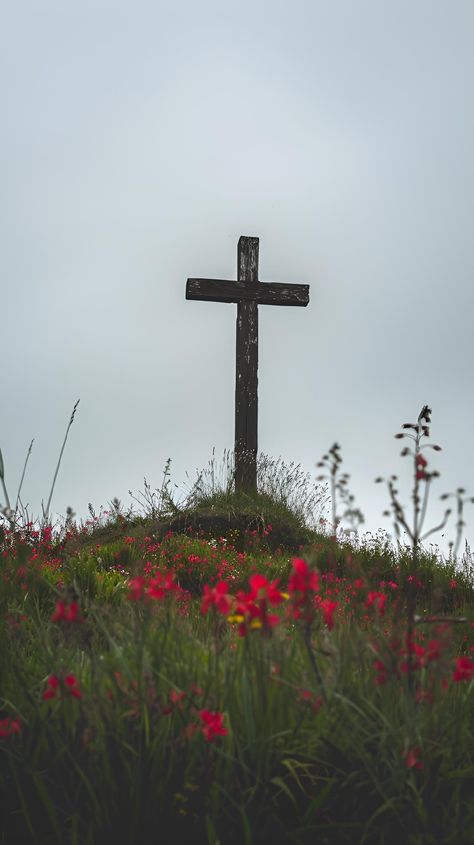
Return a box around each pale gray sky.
[2,0,474,555]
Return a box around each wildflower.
[147,571,176,600]
[162,688,187,715]
[64,674,82,699]
[51,600,82,624]
[0,716,21,739]
[230,574,284,635]
[127,576,146,601]
[198,709,228,742]
[404,746,424,770]
[299,690,323,714]
[43,673,82,701]
[287,558,320,624]
[319,598,338,631]
[288,558,319,593]
[453,655,474,682]
[425,639,443,663]
[373,659,388,686]
[366,591,388,616]
[43,674,60,700]
[201,581,233,615]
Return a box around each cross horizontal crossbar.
[186,277,309,307]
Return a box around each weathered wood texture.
[185,235,310,494]
[235,237,259,493]
[186,278,309,306]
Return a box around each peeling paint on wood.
[185,236,310,493]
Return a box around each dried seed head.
[418,405,432,424]
[457,488,466,495]
[374,477,383,484]
[395,433,404,439]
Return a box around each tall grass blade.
[44,399,80,522]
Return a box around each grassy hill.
[1,478,473,844]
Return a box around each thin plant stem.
[303,627,328,705]
[44,400,80,522]
[15,438,34,514]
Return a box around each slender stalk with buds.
[316,443,363,534]
[375,406,451,693]
[440,487,474,559]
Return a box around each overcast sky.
[2,0,474,557]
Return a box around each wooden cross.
[186,236,310,493]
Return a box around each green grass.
[1,505,473,844]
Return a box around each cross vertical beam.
[235,236,259,493]
[185,236,310,497]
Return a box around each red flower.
[51,600,81,624]
[43,674,60,700]
[299,690,323,713]
[43,673,82,701]
[288,558,319,593]
[319,598,338,631]
[201,581,233,615]
[404,746,424,770]
[373,659,388,686]
[453,656,474,682]
[366,591,388,616]
[425,639,442,663]
[416,454,428,468]
[229,574,284,635]
[287,559,320,624]
[127,576,146,601]
[198,709,228,742]
[0,717,21,739]
[147,571,176,600]
[64,674,82,699]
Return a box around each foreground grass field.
[1,407,473,843]
[1,513,473,844]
